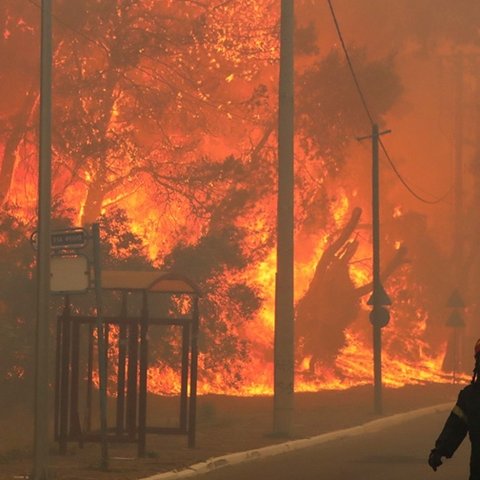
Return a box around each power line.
[326,0,374,126]
[379,138,453,204]
[327,0,451,205]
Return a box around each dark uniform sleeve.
[434,391,468,458]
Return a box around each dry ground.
[0,383,460,480]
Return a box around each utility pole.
[33,1,52,479]
[274,0,294,436]
[358,124,391,415]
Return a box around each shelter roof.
[101,270,201,295]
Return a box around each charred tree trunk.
[295,207,408,372]
[296,208,362,370]
[79,66,120,226]
[81,180,106,226]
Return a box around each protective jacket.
[433,384,480,479]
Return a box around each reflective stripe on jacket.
[434,385,480,480]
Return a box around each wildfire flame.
[2,1,470,397]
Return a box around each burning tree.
[1,0,478,396]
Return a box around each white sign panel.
[31,227,88,251]
[50,255,90,293]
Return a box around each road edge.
[139,402,453,480]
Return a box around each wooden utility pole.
[274,0,294,436]
[358,124,391,415]
[370,124,389,415]
[33,1,52,479]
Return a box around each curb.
[140,402,453,480]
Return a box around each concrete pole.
[33,1,52,479]
[274,0,295,436]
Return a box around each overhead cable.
[327,0,451,205]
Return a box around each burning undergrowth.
[1,1,480,398]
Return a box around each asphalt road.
[197,410,470,480]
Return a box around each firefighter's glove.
[428,449,443,471]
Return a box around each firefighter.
[428,339,480,478]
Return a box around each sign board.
[31,228,88,251]
[50,254,90,293]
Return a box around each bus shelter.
[54,270,201,456]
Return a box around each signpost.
[31,223,109,470]
[446,289,466,382]
[92,223,109,469]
